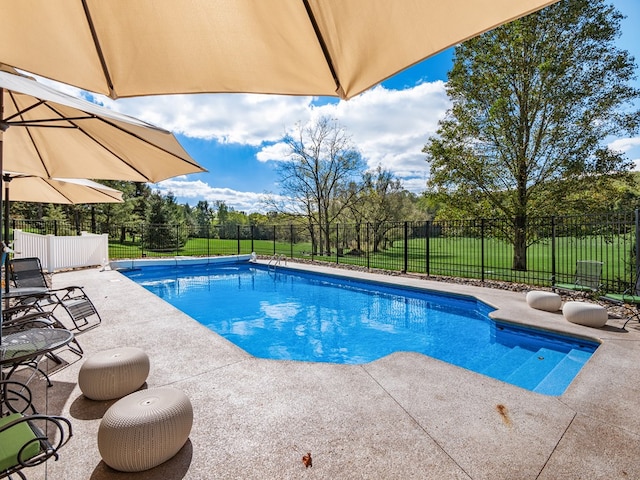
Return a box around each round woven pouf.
[563,301,608,328]
[98,387,193,472]
[78,347,149,401]
[526,291,562,312]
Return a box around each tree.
[193,200,215,237]
[424,0,640,270]
[145,191,188,251]
[276,116,364,255]
[345,166,413,252]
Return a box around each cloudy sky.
[58,0,640,213]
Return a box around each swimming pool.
[122,262,598,395]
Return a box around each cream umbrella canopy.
[0,66,205,181]
[0,0,560,100]
[2,174,124,205]
[1,173,124,295]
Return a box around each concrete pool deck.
[23,260,640,479]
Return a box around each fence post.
[366,223,370,270]
[290,224,294,259]
[207,224,210,257]
[140,223,145,258]
[237,225,240,254]
[631,208,640,282]
[551,216,556,286]
[273,226,277,255]
[335,224,339,264]
[481,218,485,282]
[425,221,430,276]
[251,224,255,253]
[403,222,408,273]
[176,224,180,256]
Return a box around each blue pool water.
[122,263,598,395]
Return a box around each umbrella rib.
[5,117,91,128]
[301,0,345,99]
[82,0,117,99]
[3,97,90,127]
[86,185,122,202]
[2,98,47,123]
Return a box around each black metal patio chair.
[9,257,101,333]
[0,380,73,479]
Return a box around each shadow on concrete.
[89,440,193,480]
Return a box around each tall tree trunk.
[512,215,527,271]
[324,221,331,255]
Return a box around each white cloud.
[115,94,311,146]
[608,137,640,153]
[256,142,291,163]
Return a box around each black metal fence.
[10,210,640,293]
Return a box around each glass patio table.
[0,328,75,384]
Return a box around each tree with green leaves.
[423,0,640,270]
[145,191,188,251]
[276,116,364,255]
[344,166,415,252]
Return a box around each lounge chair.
[0,380,73,479]
[600,269,640,328]
[552,260,603,297]
[9,257,102,333]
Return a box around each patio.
[20,261,640,479]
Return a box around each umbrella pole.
[1,86,5,343]
[3,175,9,296]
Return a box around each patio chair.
[0,399,72,479]
[552,260,603,297]
[1,380,37,417]
[9,257,102,333]
[600,268,640,328]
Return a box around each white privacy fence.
[13,230,109,273]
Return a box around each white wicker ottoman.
[526,290,562,312]
[98,387,193,472]
[78,347,149,401]
[563,301,608,328]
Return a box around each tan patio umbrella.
[0,0,559,100]
[0,66,205,181]
[1,173,124,294]
[2,173,124,205]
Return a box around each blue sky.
[57,0,640,213]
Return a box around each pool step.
[505,348,566,391]
[479,347,593,395]
[533,349,592,396]
[480,347,535,381]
